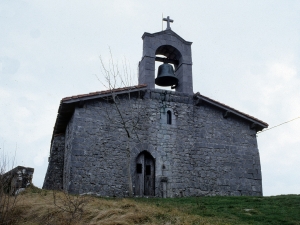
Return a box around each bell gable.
[139,29,193,94]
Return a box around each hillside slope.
[8,186,300,225]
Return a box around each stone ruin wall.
[43,89,263,197]
[2,166,34,195]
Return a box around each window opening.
[146,165,151,175]
[167,110,172,124]
[136,164,142,174]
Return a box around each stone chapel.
[43,17,268,197]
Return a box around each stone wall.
[59,89,262,197]
[43,134,65,190]
[1,166,34,195]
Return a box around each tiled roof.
[51,86,268,144]
[61,84,148,102]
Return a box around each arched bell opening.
[155,45,182,69]
[154,45,182,90]
[138,31,193,93]
[135,151,155,196]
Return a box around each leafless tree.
[96,50,144,197]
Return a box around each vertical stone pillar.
[162,181,167,198]
[138,56,155,88]
[161,176,168,198]
[175,63,193,94]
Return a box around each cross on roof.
[163,16,174,30]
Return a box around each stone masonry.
[44,88,265,197]
[43,25,267,197]
[1,166,34,195]
[43,134,65,190]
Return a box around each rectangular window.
[167,110,172,124]
[136,164,142,174]
[146,165,151,175]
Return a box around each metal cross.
[163,16,174,30]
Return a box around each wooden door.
[135,153,144,196]
[144,154,155,196]
[135,152,155,196]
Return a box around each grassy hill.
[6,186,300,225]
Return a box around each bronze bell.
[155,63,178,88]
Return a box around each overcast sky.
[0,0,299,196]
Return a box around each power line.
[257,116,300,135]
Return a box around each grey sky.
[0,0,299,196]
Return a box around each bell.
[155,63,178,88]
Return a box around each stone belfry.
[138,16,193,94]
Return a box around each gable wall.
[62,89,262,197]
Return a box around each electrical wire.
[257,116,300,135]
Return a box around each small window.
[136,164,142,174]
[167,110,172,124]
[146,165,151,175]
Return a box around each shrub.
[0,154,20,225]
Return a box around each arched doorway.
[135,151,155,196]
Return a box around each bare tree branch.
[97,50,144,196]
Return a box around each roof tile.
[61,84,147,102]
[60,85,267,127]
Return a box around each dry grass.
[15,186,229,225]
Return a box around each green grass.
[135,195,300,225]
[16,186,300,224]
